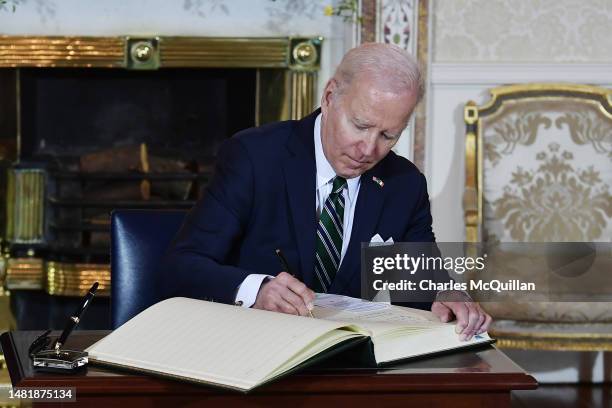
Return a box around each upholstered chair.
[463,84,612,352]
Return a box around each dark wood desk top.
[2,330,537,396]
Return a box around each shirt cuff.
[234,274,273,308]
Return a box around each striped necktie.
[313,176,347,293]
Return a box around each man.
[162,43,491,340]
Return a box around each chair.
[463,83,612,351]
[111,209,186,328]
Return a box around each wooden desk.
[2,331,537,407]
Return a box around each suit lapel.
[330,169,385,294]
[282,111,318,288]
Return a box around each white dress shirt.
[234,113,361,307]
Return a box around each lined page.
[86,298,361,390]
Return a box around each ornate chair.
[463,84,612,352]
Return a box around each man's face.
[320,74,418,179]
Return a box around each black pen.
[275,249,314,318]
[54,282,99,351]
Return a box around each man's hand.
[253,272,315,317]
[431,292,492,341]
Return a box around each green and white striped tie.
[313,176,347,293]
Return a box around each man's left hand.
[430,292,492,341]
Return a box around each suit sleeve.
[402,172,436,242]
[160,137,256,304]
[393,173,450,310]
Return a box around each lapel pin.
[372,176,384,188]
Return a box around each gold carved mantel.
[0,35,323,297]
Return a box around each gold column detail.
[160,37,289,68]
[46,262,110,297]
[288,37,322,120]
[6,169,45,244]
[126,37,160,70]
[289,71,317,120]
[5,257,44,290]
[0,36,124,67]
[0,353,13,408]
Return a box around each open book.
[86,295,492,392]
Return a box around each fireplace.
[0,35,322,329]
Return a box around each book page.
[86,297,367,391]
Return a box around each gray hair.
[332,42,424,103]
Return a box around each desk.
[2,331,537,407]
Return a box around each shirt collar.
[314,113,360,200]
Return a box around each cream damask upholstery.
[464,84,612,351]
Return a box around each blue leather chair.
[111,209,186,328]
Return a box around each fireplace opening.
[13,67,257,263]
[20,67,256,161]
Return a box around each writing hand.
[253,272,315,317]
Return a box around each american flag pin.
[372,176,384,188]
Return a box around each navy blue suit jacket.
[161,109,436,309]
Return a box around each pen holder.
[32,349,88,372]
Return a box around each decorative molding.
[495,338,612,352]
[378,0,417,52]
[160,37,290,68]
[46,261,110,297]
[0,36,124,67]
[360,0,377,43]
[431,63,612,86]
[412,0,428,170]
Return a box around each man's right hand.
[252,272,315,316]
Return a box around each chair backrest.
[111,209,186,328]
[464,83,612,243]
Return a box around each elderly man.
[162,42,491,340]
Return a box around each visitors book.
[86,294,492,392]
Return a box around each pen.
[275,249,314,318]
[54,282,99,351]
